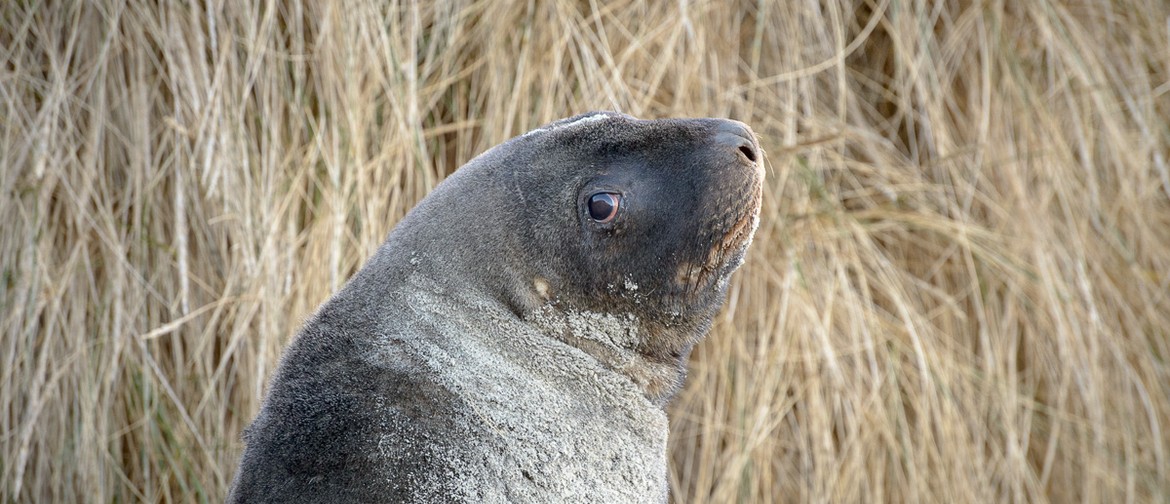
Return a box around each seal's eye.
[587,192,621,223]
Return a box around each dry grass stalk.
[2,1,1167,502]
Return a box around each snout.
[670,118,764,294]
[710,120,761,166]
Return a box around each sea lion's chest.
[366,288,669,503]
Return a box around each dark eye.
[587,192,621,222]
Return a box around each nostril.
[738,144,757,163]
[712,120,760,164]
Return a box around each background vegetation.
[3,0,1169,502]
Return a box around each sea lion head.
[378,111,764,403]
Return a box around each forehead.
[523,112,620,137]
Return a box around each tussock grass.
[3,1,1168,502]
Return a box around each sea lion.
[227,111,764,503]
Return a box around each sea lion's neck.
[525,304,689,407]
[353,259,686,406]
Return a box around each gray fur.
[227,112,763,503]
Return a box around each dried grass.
[2,1,1168,502]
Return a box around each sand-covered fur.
[227,112,763,503]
